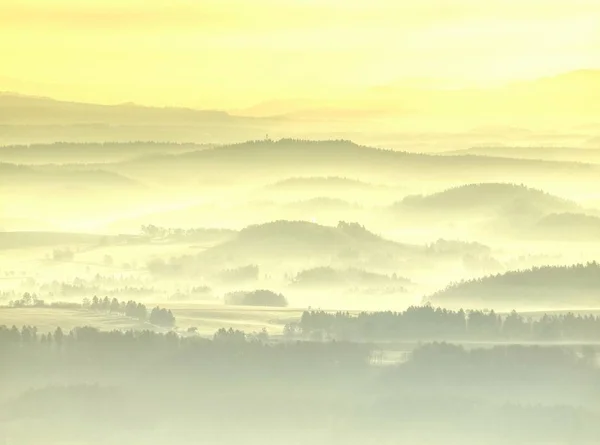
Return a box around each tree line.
[2,324,598,389]
[287,305,600,341]
[2,325,599,445]
[429,261,600,302]
[0,324,371,380]
[6,294,176,328]
[85,296,176,328]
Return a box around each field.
[0,303,305,336]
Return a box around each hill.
[290,267,410,289]
[393,183,578,215]
[267,176,381,192]
[443,146,600,164]
[528,213,600,241]
[210,220,405,254]
[0,141,210,165]
[427,262,600,309]
[111,139,600,186]
[190,220,423,273]
[106,198,365,233]
[0,162,141,189]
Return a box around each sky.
[1,0,599,110]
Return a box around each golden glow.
[1,0,599,110]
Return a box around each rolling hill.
[528,213,600,241]
[393,183,578,215]
[0,141,211,165]
[427,262,600,309]
[290,266,411,289]
[202,220,413,257]
[108,139,600,187]
[267,176,384,192]
[443,146,600,164]
[0,162,142,189]
[153,220,428,276]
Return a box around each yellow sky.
[1,0,599,109]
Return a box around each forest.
[289,305,600,341]
[1,323,599,444]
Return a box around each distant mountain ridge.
[0,92,237,125]
[237,69,600,120]
[444,146,600,163]
[0,93,280,144]
[3,69,599,125]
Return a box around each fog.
[3,133,600,444]
[3,8,600,444]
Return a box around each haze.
[3,0,600,109]
[1,1,600,444]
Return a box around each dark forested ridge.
[427,262,600,307]
[289,305,600,342]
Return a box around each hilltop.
[267,176,379,191]
[209,220,406,255]
[393,183,578,215]
[180,220,425,275]
[427,262,600,309]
